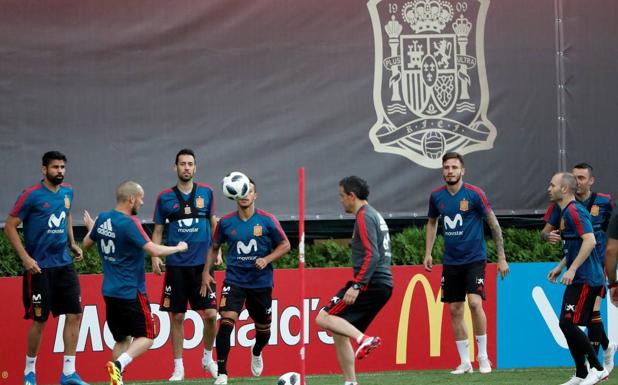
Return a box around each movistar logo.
[237,239,258,255]
[444,214,463,230]
[48,211,66,228]
[100,239,115,254]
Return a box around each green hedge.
[0,226,562,277]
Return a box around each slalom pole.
[298,167,306,384]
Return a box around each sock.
[355,334,367,344]
[216,318,235,375]
[174,358,183,371]
[588,311,603,354]
[455,340,471,365]
[344,381,358,385]
[476,335,488,359]
[25,356,37,375]
[203,348,213,362]
[601,327,610,351]
[62,355,76,376]
[117,353,133,372]
[253,324,271,356]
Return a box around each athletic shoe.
[202,357,218,378]
[214,374,228,385]
[354,336,382,360]
[450,362,473,374]
[168,368,184,382]
[604,342,617,375]
[581,368,608,385]
[24,372,36,385]
[106,361,123,385]
[60,372,89,385]
[251,351,263,377]
[559,376,584,385]
[478,357,492,374]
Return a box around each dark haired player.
[424,152,508,375]
[4,151,88,385]
[201,179,290,385]
[315,176,393,385]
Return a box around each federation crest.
[590,205,599,216]
[459,198,469,212]
[368,0,496,168]
[196,196,205,209]
[64,195,70,209]
[253,224,263,237]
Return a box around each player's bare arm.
[150,224,165,275]
[541,223,561,244]
[487,209,509,278]
[256,238,291,270]
[547,257,566,283]
[423,217,438,271]
[4,215,41,274]
[67,214,83,261]
[200,243,220,296]
[560,232,595,285]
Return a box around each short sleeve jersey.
[9,182,74,268]
[153,183,215,266]
[214,209,287,288]
[545,193,613,260]
[428,183,491,265]
[560,201,604,286]
[89,210,151,299]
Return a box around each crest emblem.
[459,198,469,212]
[253,225,263,237]
[590,205,599,216]
[560,218,565,231]
[368,0,496,168]
[196,196,205,209]
[64,195,70,209]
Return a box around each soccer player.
[423,152,509,374]
[315,176,393,385]
[200,178,290,385]
[82,181,188,385]
[606,214,618,308]
[4,151,88,385]
[542,163,616,371]
[152,149,220,380]
[546,173,608,385]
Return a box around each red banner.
[0,265,496,384]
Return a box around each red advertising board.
[0,265,496,384]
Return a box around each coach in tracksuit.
[316,176,393,385]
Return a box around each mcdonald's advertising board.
[0,265,497,385]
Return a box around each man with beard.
[151,149,220,380]
[82,181,188,385]
[4,151,88,385]
[542,163,616,372]
[546,173,607,385]
[423,152,509,375]
[200,178,290,385]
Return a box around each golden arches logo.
[396,273,474,364]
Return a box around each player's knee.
[202,309,217,323]
[64,313,82,325]
[467,298,483,312]
[219,317,235,335]
[315,310,329,328]
[559,319,577,336]
[172,313,185,323]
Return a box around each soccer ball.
[222,171,250,200]
[277,372,302,385]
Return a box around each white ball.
[222,171,251,200]
[277,372,302,385]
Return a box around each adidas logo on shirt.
[97,218,116,238]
